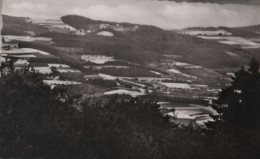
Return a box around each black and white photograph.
[0,0,260,158]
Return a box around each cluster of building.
[86,23,140,33]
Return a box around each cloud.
[2,0,260,29]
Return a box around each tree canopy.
[217,58,260,130]
[0,69,259,158]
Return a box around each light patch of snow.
[75,30,86,36]
[1,48,50,55]
[219,40,240,45]
[227,72,235,77]
[119,78,146,88]
[57,69,81,74]
[224,37,259,46]
[34,67,53,74]
[225,51,239,57]
[160,82,192,89]
[174,110,202,119]
[97,31,114,37]
[48,64,70,68]
[197,36,224,40]
[191,84,208,88]
[167,68,181,74]
[172,62,190,66]
[43,80,82,86]
[187,66,202,69]
[150,70,162,75]
[104,89,144,97]
[99,73,117,80]
[219,37,260,48]
[172,62,201,69]
[181,73,197,79]
[81,55,114,64]
[14,60,29,65]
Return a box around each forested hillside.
[1,15,49,36]
[43,15,251,68]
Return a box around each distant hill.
[231,24,260,36]
[184,25,260,37]
[1,15,49,36]
[3,14,256,69]
[54,15,252,68]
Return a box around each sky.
[1,0,260,29]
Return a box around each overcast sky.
[1,0,260,29]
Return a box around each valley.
[1,14,260,128]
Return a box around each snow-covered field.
[104,89,145,97]
[14,60,29,65]
[34,67,53,74]
[225,37,259,46]
[57,69,81,74]
[48,64,70,68]
[219,36,260,48]
[81,55,114,64]
[97,31,114,37]
[172,62,202,69]
[172,62,190,66]
[1,48,50,55]
[167,68,181,74]
[33,63,80,74]
[219,40,240,45]
[3,35,52,42]
[160,82,192,89]
[197,36,224,40]
[167,68,197,79]
[43,80,82,86]
[150,71,162,75]
[99,73,117,80]
[159,102,218,128]
[191,84,208,88]
[197,35,260,48]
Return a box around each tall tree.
[217,58,260,129]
